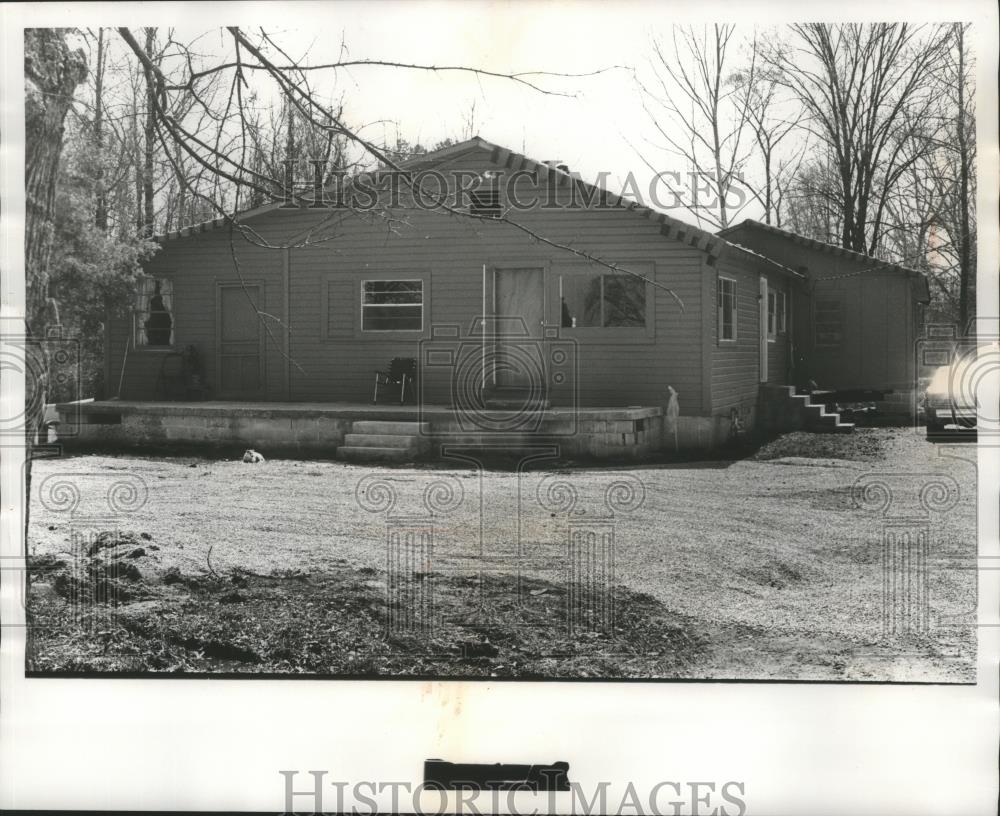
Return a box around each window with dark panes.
[361,280,423,331]
[767,289,777,339]
[560,273,646,329]
[135,276,174,346]
[718,277,737,341]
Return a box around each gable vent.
[470,187,501,218]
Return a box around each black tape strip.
[423,759,570,791]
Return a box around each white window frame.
[717,276,737,342]
[360,278,424,332]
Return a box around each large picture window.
[718,276,737,341]
[560,272,646,329]
[135,276,174,347]
[361,279,423,331]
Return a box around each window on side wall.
[560,272,647,329]
[776,290,787,334]
[718,276,737,342]
[361,279,423,331]
[767,289,777,340]
[135,276,174,347]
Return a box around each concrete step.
[352,420,430,435]
[342,433,417,449]
[337,445,415,463]
[482,398,552,410]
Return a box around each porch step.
[338,445,414,464]
[343,433,417,449]
[762,384,855,434]
[337,419,428,463]
[801,398,855,433]
[352,420,430,435]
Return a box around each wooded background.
[24,24,977,402]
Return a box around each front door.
[217,283,263,397]
[493,267,545,389]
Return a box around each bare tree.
[730,40,802,226]
[943,22,976,328]
[763,23,951,255]
[639,25,756,229]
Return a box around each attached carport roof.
[719,219,931,302]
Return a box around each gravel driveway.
[27,428,977,680]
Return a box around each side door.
[217,282,264,398]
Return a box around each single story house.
[68,137,928,460]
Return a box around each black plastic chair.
[373,357,417,404]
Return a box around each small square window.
[361,279,423,331]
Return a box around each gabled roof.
[150,137,798,280]
[407,137,803,278]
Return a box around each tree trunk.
[94,28,108,231]
[23,28,86,541]
[955,24,973,331]
[142,28,156,237]
[24,28,87,330]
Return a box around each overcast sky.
[11,0,998,230]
